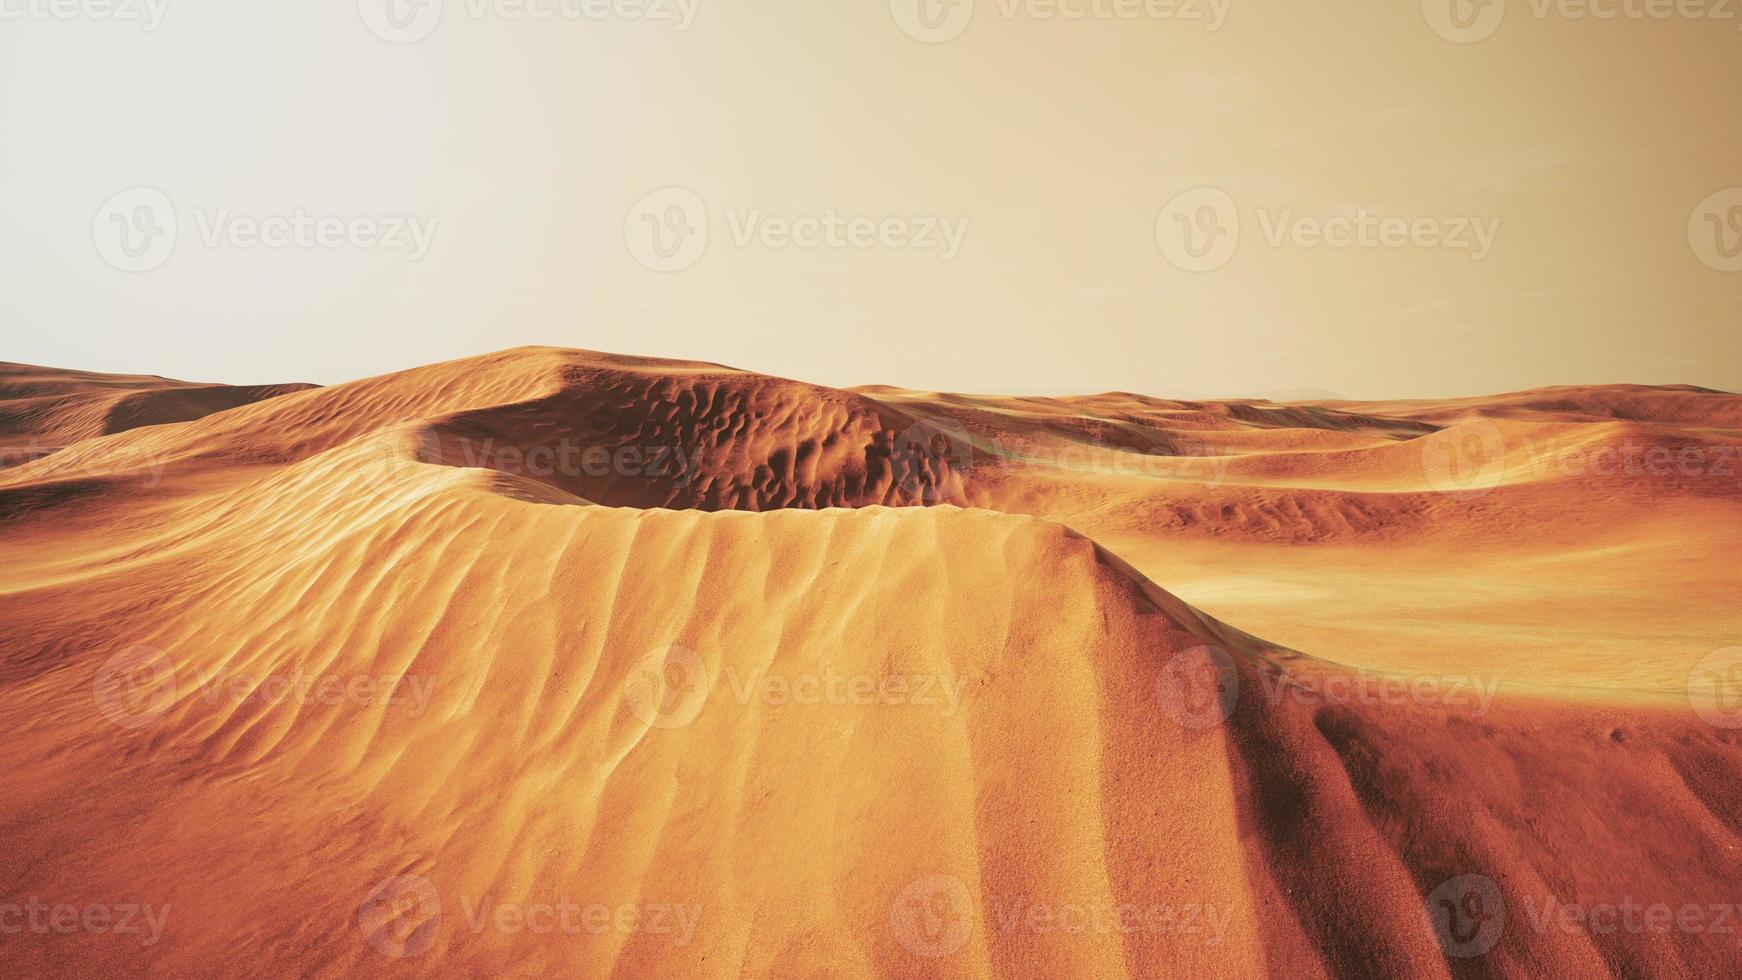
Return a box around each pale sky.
[2,0,1738,398]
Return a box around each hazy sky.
[2,0,1739,398]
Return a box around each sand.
[1,347,1737,977]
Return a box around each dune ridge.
[0,360,313,462]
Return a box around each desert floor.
[2,348,1739,977]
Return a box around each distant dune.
[0,361,314,462]
[1,348,1738,977]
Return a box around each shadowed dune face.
[1,347,1740,977]
[430,364,971,510]
[0,361,314,463]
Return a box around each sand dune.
[1,348,1739,977]
[0,361,312,463]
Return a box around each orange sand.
[1,348,1738,977]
